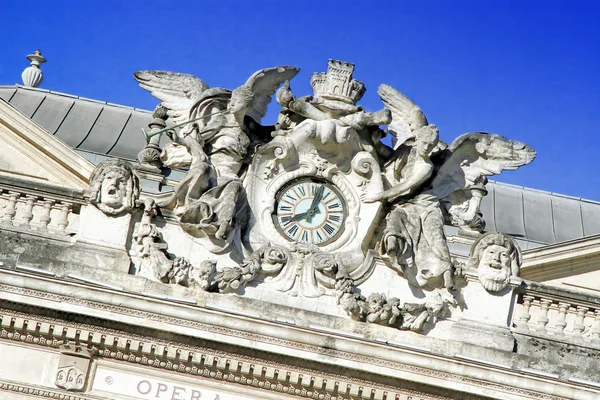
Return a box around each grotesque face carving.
[468,232,521,292]
[100,171,126,208]
[89,159,139,216]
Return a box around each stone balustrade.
[0,177,85,236]
[512,281,600,345]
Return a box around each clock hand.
[288,212,308,223]
[306,185,325,223]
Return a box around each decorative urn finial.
[21,50,46,88]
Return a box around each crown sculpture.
[116,59,535,333]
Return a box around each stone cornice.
[0,269,594,400]
[521,235,600,281]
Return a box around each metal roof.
[480,181,600,248]
[2,84,600,247]
[0,85,152,161]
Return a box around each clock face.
[272,178,347,246]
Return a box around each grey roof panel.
[522,188,555,244]
[108,111,151,160]
[0,87,16,102]
[0,85,151,161]
[8,89,46,117]
[54,100,103,147]
[79,106,131,154]
[493,183,526,237]
[582,201,600,237]
[31,94,74,134]
[552,196,584,242]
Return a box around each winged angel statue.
[365,84,536,289]
[134,67,299,247]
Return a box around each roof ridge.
[1,85,152,114]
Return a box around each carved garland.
[0,284,570,400]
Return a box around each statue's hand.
[276,80,295,107]
[361,191,383,203]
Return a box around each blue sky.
[1,1,599,200]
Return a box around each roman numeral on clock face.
[323,223,335,235]
[287,224,299,237]
[301,230,309,242]
[315,230,324,242]
[328,214,341,223]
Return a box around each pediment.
[0,98,95,189]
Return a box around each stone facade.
[0,60,598,400]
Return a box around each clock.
[272,178,347,246]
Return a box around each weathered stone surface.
[3,57,600,400]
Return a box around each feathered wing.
[426,132,536,200]
[134,70,210,124]
[377,84,429,148]
[243,66,300,122]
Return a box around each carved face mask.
[100,172,125,208]
[478,244,511,291]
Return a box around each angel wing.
[377,84,429,148]
[242,66,300,122]
[134,71,210,124]
[426,132,536,200]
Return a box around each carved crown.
[310,60,366,105]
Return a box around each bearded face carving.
[89,159,140,216]
[467,232,521,292]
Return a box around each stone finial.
[21,50,46,88]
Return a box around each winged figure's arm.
[365,157,434,203]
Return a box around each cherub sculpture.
[365,84,536,289]
[134,67,299,243]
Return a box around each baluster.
[22,195,37,228]
[573,306,589,336]
[38,199,54,231]
[590,310,600,341]
[2,192,20,225]
[516,295,535,330]
[536,299,552,332]
[554,302,570,335]
[56,202,72,234]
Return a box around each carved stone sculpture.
[89,159,140,216]
[55,343,97,392]
[467,232,522,292]
[133,199,173,282]
[138,105,168,170]
[132,199,217,291]
[133,59,536,334]
[365,84,536,289]
[134,67,299,249]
